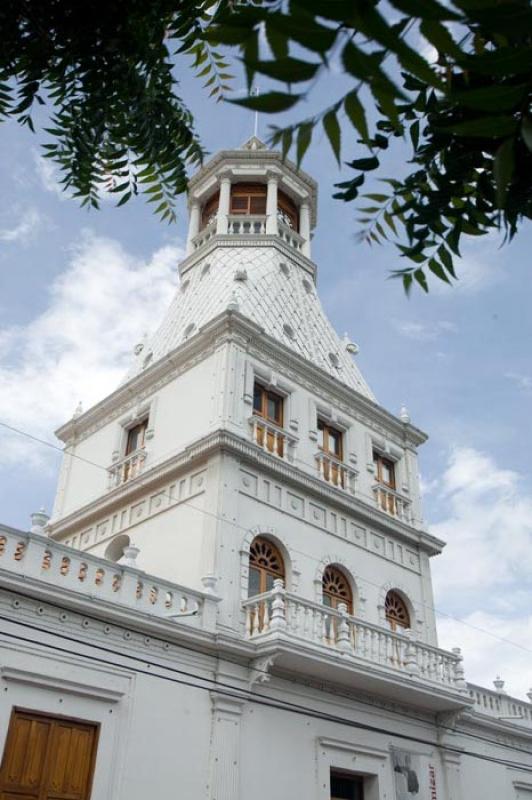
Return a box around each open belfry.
[0,139,530,800]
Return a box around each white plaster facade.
[0,139,531,799]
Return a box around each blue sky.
[0,63,531,699]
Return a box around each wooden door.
[0,710,99,800]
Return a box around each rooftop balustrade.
[0,526,218,631]
[467,683,532,728]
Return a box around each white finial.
[343,333,360,355]
[399,404,411,424]
[201,574,218,595]
[527,688,532,703]
[73,401,83,418]
[493,675,506,693]
[227,290,239,312]
[30,507,50,535]
[123,544,140,568]
[134,331,148,356]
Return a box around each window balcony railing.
[249,416,296,461]
[315,452,355,492]
[108,448,147,488]
[373,483,412,524]
[227,214,266,235]
[242,584,467,694]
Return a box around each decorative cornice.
[49,427,443,556]
[178,234,317,280]
[55,311,427,453]
[187,146,318,225]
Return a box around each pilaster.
[207,692,245,800]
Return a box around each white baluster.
[270,579,287,631]
[336,604,351,653]
[404,630,420,676]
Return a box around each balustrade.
[242,587,464,692]
[108,448,147,488]
[249,417,295,460]
[278,220,304,252]
[227,215,266,235]
[373,483,412,523]
[192,221,216,250]
[190,214,307,254]
[468,684,532,726]
[315,452,355,492]
[0,527,217,630]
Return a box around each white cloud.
[430,446,532,699]
[437,612,532,701]
[505,371,532,392]
[392,319,457,341]
[0,208,44,244]
[34,151,117,203]
[34,153,67,199]
[0,233,181,470]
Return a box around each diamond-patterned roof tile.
[126,246,375,401]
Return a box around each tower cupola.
[185,137,317,259]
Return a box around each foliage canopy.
[1,1,531,289]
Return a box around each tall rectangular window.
[125,418,148,455]
[318,418,343,460]
[253,382,283,426]
[252,382,284,457]
[330,771,364,800]
[373,450,396,488]
[0,709,99,800]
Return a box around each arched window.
[231,183,267,215]
[277,189,298,231]
[201,191,219,228]
[248,536,284,597]
[322,566,353,613]
[385,590,410,631]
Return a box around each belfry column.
[265,172,279,235]
[300,201,311,257]
[186,200,201,255]
[216,173,232,235]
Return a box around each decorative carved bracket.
[248,654,278,688]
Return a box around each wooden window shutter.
[0,709,99,800]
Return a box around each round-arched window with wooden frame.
[248,536,285,597]
[385,590,410,631]
[277,189,299,231]
[322,565,353,613]
[201,191,219,229]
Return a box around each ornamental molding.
[187,146,318,224]
[56,311,426,455]
[0,665,126,703]
[178,234,317,279]
[49,427,443,557]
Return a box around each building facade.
[0,138,531,800]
